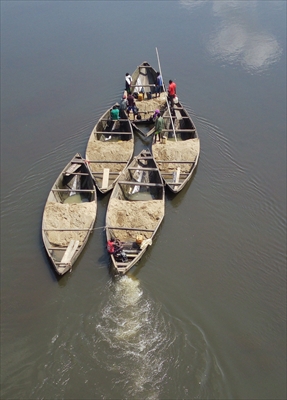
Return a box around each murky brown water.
[1,1,286,399]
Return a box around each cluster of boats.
[42,61,200,276]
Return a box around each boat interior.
[92,108,132,142]
[51,160,95,204]
[163,105,197,141]
[131,62,157,97]
[116,156,164,201]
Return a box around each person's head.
[126,73,129,76]
[157,72,160,76]
[122,95,126,99]
[155,109,160,115]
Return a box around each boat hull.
[85,105,134,193]
[42,154,97,275]
[152,102,200,193]
[106,149,165,275]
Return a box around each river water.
[1,1,286,399]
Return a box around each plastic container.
[162,136,167,144]
[138,93,143,101]
[136,234,143,244]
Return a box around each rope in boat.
[155,47,177,142]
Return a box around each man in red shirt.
[168,79,177,108]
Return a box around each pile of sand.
[107,198,164,241]
[135,94,167,118]
[152,138,200,173]
[43,202,97,246]
[86,140,133,173]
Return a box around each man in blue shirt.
[155,72,163,98]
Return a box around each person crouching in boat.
[107,238,127,262]
[110,104,120,121]
[106,104,120,136]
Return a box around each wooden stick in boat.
[155,47,177,142]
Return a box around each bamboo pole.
[155,47,177,142]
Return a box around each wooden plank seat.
[173,167,181,190]
[107,226,155,232]
[64,163,82,176]
[94,131,132,135]
[155,160,195,163]
[63,172,89,176]
[175,110,182,120]
[52,188,95,192]
[60,240,79,265]
[126,254,138,258]
[161,129,196,132]
[101,168,110,190]
[127,167,159,171]
[118,181,164,187]
[87,160,128,164]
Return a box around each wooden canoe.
[85,104,134,193]
[129,61,168,133]
[152,101,200,193]
[105,149,165,275]
[42,153,97,275]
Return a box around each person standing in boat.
[155,72,163,98]
[119,94,128,118]
[127,93,136,119]
[153,112,164,144]
[168,79,177,108]
[125,73,132,94]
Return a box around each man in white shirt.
[125,73,132,94]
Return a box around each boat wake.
[27,275,229,400]
[90,275,176,399]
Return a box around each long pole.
[155,47,177,142]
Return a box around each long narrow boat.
[85,104,134,193]
[42,153,97,275]
[129,61,167,135]
[105,149,165,275]
[152,101,200,193]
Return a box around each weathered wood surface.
[60,240,79,264]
